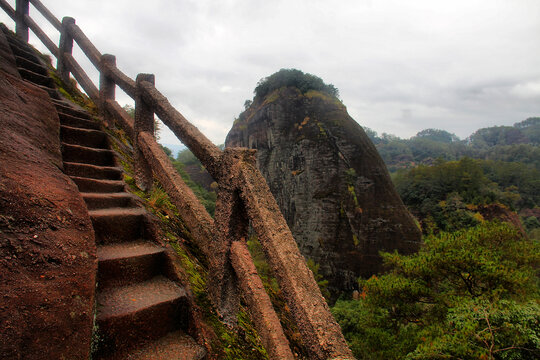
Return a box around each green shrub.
[254,68,339,100]
[332,222,540,359]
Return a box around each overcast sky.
[2,0,540,146]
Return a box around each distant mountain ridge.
[376,119,540,238]
[366,117,540,172]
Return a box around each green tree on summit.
[254,68,339,99]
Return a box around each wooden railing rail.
[1,2,354,359]
[22,12,58,57]
[101,61,136,98]
[137,80,223,180]
[66,21,101,68]
[0,0,15,21]
[28,0,60,31]
[63,53,99,101]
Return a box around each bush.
[332,222,540,359]
[254,68,339,100]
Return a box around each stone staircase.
[1,25,205,360]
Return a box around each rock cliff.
[0,61,96,359]
[226,84,421,294]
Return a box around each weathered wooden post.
[15,0,29,42]
[209,185,244,326]
[99,54,116,126]
[210,149,295,359]
[57,16,75,84]
[135,73,155,192]
[237,160,356,359]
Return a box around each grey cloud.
[1,0,540,144]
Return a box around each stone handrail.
[1,1,354,358]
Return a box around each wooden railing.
[0,1,354,359]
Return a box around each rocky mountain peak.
[226,72,422,296]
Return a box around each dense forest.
[332,119,540,359]
[332,222,539,359]
[363,118,540,240]
[366,118,540,172]
[253,68,339,100]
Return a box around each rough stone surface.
[0,25,20,78]
[0,71,97,359]
[97,330,206,360]
[184,163,216,191]
[520,208,540,221]
[230,240,295,360]
[226,87,422,294]
[477,203,526,235]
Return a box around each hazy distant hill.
[366,117,540,172]
[369,118,540,238]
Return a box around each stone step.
[2,24,203,360]
[57,111,100,130]
[89,207,146,244]
[17,67,54,87]
[4,29,31,48]
[62,143,115,166]
[97,241,165,289]
[35,84,61,99]
[60,125,109,149]
[95,330,206,360]
[70,176,125,193]
[81,192,137,210]
[5,37,41,63]
[53,100,94,120]
[96,276,188,355]
[14,55,48,76]
[63,162,123,180]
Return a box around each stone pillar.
[15,0,29,42]
[99,54,116,126]
[57,17,75,84]
[134,73,155,192]
[210,148,295,358]
[209,184,245,326]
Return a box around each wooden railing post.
[210,148,295,359]
[15,0,29,42]
[99,54,116,126]
[57,16,75,84]
[135,73,155,192]
[209,185,244,326]
[237,158,356,359]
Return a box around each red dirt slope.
[0,70,97,359]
